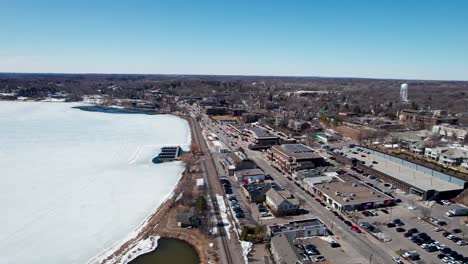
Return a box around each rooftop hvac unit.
[350,193,356,197]
[335,191,341,196]
[343,198,349,202]
[352,183,358,187]
[371,191,375,194]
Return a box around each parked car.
[387,223,396,228]
[392,257,403,263]
[396,227,406,233]
[452,228,462,234]
[330,242,341,248]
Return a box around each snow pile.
[216,194,232,239]
[0,101,191,264]
[119,236,160,264]
[240,241,253,264]
[319,236,337,243]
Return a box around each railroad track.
[189,115,235,264]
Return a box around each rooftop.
[248,127,277,139]
[345,146,464,192]
[269,218,324,234]
[314,175,392,206]
[272,144,322,159]
[234,168,264,177]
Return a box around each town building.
[221,151,257,175]
[399,109,458,126]
[287,119,310,132]
[432,124,468,142]
[315,132,339,143]
[203,106,228,116]
[269,144,326,175]
[348,147,466,200]
[154,146,182,163]
[234,168,265,183]
[425,147,468,166]
[270,235,304,264]
[268,218,327,239]
[265,189,300,216]
[210,115,239,125]
[313,175,394,212]
[241,182,272,203]
[246,127,279,149]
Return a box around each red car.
[362,211,370,216]
[351,225,361,233]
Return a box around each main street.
[202,114,399,264]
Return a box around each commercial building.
[246,127,279,149]
[234,168,265,183]
[221,151,257,175]
[399,109,458,126]
[203,106,228,116]
[210,115,239,125]
[268,218,327,239]
[266,189,300,216]
[313,175,394,212]
[346,146,466,200]
[241,182,272,203]
[270,235,305,264]
[269,144,326,175]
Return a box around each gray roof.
[267,189,300,206]
[249,127,277,139]
[270,235,303,264]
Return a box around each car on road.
[456,240,467,246]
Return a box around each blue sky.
[1,0,467,80]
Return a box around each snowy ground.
[0,101,191,264]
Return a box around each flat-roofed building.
[313,175,394,212]
[246,127,279,149]
[268,218,327,239]
[345,146,466,200]
[269,144,326,175]
[210,115,239,125]
[221,151,257,175]
[234,168,265,183]
[266,189,300,216]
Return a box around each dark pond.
[130,238,199,264]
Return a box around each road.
[187,115,242,264]
[202,115,399,264]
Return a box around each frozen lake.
[0,101,191,264]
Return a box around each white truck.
[445,208,468,217]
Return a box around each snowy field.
[0,101,191,264]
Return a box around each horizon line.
[0,71,467,83]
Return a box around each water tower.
[400,83,409,102]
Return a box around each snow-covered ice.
[0,101,191,264]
